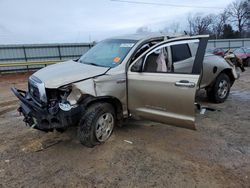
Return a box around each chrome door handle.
[116,79,126,84]
[175,80,195,88]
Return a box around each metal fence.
[0,43,93,72]
[207,38,250,49]
[0,38,249,73]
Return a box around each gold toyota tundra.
[12,34,239,147]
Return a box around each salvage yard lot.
[0,70,250,187]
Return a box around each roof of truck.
[108,32,188,41]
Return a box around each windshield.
[79,39,137,68]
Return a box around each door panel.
[128,72,198,129]
[127,36,208,129]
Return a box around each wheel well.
[81,95,124,126]
[219,69,235,86]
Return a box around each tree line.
[137,0,250,39]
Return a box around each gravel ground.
[0,70,250,188]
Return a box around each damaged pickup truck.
[12,34,239,147]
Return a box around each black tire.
[207,73,231,103]
[78,103,115,147]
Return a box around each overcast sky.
[0,0,235,44]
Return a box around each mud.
[0,71,250,187]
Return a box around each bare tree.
[136,26,151,34]
[161,22,181,34]
[187,14,194,35]
[170,22,180,33]
[246,0,250,36]
[165,0,249,38]
[227,0,249,37]
[187,13,214,35]
[211,11,228,39]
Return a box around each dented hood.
[33,60,109,88]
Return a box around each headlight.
[29,75,47,103]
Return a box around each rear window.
[171,44,191,62]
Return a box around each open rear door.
[127,36,208,129]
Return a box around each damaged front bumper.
[11,87,82,132]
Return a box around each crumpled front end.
[11,76,83,132]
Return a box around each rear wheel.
[78,103,115,147]
[207,73,231,103]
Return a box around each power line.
[110,0,224,9]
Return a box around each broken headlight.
[57,85,82,111]
[29,75,47,103]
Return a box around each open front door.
[127,36,208,129]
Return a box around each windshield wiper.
[79,59,111,68]
[85,62,99,66]
[79,60,99,67]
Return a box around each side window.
[143,48,169,73]
[170,43,198,74]
[130,40,163,65]
[171,44,191,62]
[131,58,143,72]
[131,40,199,74]
[131,44,150,62]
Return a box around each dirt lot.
[0,70,250,188]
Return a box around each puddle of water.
[230,90,250,101]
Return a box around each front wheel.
[207,73,231,103]
[78,103,115,147]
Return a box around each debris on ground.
[21,133,70,152]
[124,140,133,144]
